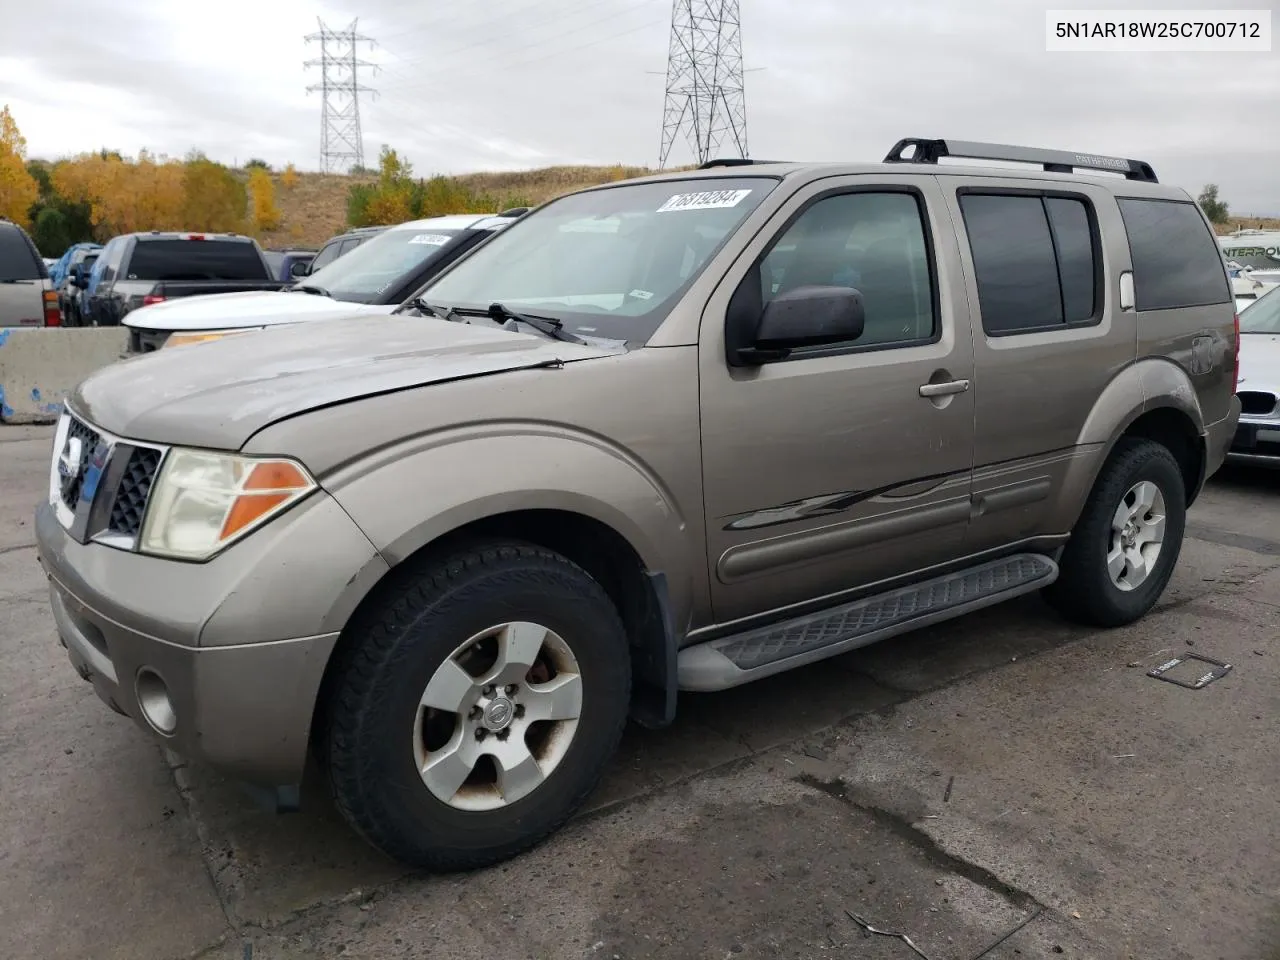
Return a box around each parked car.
[263,249,317,283]
[63,250,100,326]
[0,219,59,327]
[123,212,524,352]
[299,225,388,276]
[1229,285,1280,466]
[36,138,1240,871]
[59,244,103,324]
[71,231,289,327]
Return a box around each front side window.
[1117,198,1231,311]
[300,226,463,303]
[309,240,343,273]
[755,190,936,349]
[960,193,1101,335]
[422,177,776,343]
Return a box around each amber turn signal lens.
[218,461,312,540]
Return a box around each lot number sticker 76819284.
[656,189,752,213]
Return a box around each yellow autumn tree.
[0,105,39,226]
[53,150,184,236]
[280,163,300,190]
[249,167,281,233]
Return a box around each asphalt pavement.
[2,423,1277,960]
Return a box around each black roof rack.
[883,138,1158,183]
[696,158,785,169]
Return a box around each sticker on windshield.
[629,289,654,300]
[656,189,752,213]
[408,234,451,245]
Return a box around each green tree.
[1198,184,1229,224]
[181,157,247,233]
[245,158,271,171]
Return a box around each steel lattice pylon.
[658,0,748,169]
[304,18,378,174]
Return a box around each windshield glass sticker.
[656,189,753,213]
[408,234,451,246]
[628,289,654,300]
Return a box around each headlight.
[164,329,258,348]
[140,449,316,560]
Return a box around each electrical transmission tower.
[304,18,378,173]
[658,0,747,169]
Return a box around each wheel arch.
[1074,358,1208,510]
[311,507,681,765]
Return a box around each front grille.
[1238,391,1277,417]
[107,447,162,537]
[59,417,104,511]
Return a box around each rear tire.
[323,540,631,871]
[1043,438,1186,628]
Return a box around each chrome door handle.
[919,379,970,398]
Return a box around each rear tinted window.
[0,226,43,281]
[959,193,1101,335]
[126,239,269,281]
[1117,199,1230,311]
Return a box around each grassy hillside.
[244,164,663,250]
[237,165,1280,250]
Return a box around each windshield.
[419,177,776,343]
[302,226,462,303]
[1241,286,1280,334]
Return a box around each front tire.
[323,540,631,871]
[1044,438,1186,627]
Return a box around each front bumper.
[35,487,389,786]
[1227,415,1280,467]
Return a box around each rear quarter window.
[126,240,269,281]
[0,226,44,281]
[1117,198,1230,311]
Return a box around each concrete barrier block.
[0,328,128,425]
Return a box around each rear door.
[0,226,48,327]
[939,176,1135,552]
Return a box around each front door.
[698,175,977,627]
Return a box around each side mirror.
[70,265,87,288]
[736,285,866,364]
[290,260,311,278]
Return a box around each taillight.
[1232,312,1240,394]
[43,290,60,327]
[142,294,166,306]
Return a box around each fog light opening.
[136,668,177,736]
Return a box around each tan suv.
[35,138,1241,870]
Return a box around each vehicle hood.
[123,289,392,331]
[1239,333,1280,393]
[73,314,623,449]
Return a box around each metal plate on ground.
[1147,652,1233,690]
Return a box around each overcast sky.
[3,0,1277,212]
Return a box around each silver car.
[1230,286,1280,466]
[0,219,57,327]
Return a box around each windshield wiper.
[485,302,586,344]
[294,283,332,297]
[409,297,464,322]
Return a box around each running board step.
[678,553,1058,692]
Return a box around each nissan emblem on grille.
[57,436,83,497]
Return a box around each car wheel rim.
[412,621,583,812]
[1107,479,1166,592]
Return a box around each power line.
[376,0,663,94]
[659,0,747,169]
[304,18,379,173]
